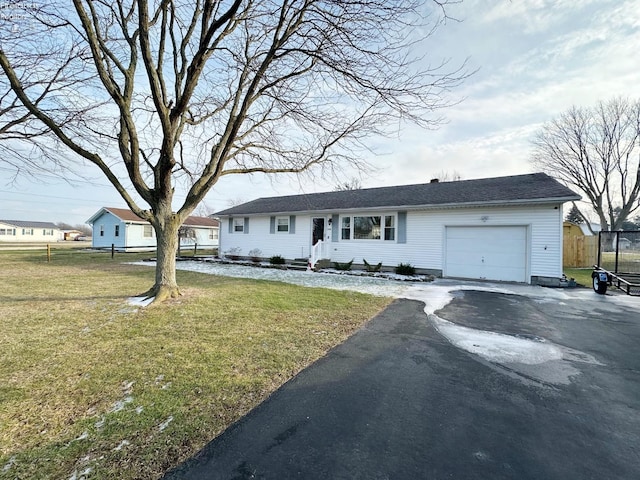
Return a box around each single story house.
[0,220,61,242]
[87,207,220,250]
[215,173,580,285]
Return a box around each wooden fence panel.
[563,235,598,267]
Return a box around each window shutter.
[270,216,276,234]
[289,215,296,234]
[397,211,407,244]
[228,218,233,234]
[244,217,250,234]
[332,214,339,242]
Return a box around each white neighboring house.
[87,207,219,251]
[215,173,581,286]
[0,220,61,242]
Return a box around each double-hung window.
[341,217,351,240]
[276,217,289,233]
[143,225,154,238]
[114,225,120,237]
[233,218,244,233]
[384,215,395,241]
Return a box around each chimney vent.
[430,178,439,183]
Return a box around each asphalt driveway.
[163,286,640,480]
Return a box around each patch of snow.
[2,456,16,472]
[158,416,174,432]
[109,396,133,413]
[68,467,92,480]
[69,431,89,444]
[94,417,105,429]
[432,317,563,365]
[113,440,130,451]
[135,406,144,414]
[127,296,154,307]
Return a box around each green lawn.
[563,267,594,287]
[0,247,391,479]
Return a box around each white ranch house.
[215,173,580,286]
[87,207,219,251]
[0,220,61,242]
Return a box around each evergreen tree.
[566,204,584,224]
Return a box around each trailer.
[591,267,640,295]
[593,230,640,295]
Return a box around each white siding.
[219,204,565,281]
[0,222,61,243]
[125,223,156,249]
[220,215,314,259]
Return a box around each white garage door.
[445,226,528,282]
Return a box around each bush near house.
[333,259,354,271]
[269,254,285,265]
[395,263,416,276]
[363,259,382,272]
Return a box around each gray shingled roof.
[215,173,580,216]
[0,220,59,229]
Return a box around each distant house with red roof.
[86,207,219,250]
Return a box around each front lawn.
[0,248,391,479]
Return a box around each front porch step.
[289,258,309,271]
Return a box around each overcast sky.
[1,0,639,226]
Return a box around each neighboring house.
[215,173,580,286]
[87,207,220,250]
[0,220,61,242]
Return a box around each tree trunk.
[140,214,182,303]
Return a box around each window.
[233,218,244,233]
[384,215,395,241]
[341,217,351,240]
[22,228,33,235]
[209,229,219,240]
[276,217,289,233]
[115,225,120,237]
[354,216,381,240]
[100,225,104,237]
[143,225,153,238]
[339,214,396,242]
[43,229,53,236]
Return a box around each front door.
[312,217,325,245]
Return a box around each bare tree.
[0,0,467,302]
[334,177,362,191]
[532,97,640,233]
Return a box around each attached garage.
[445,226,528,282]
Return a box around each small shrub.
[269,255,286,265]
[333,259,353,271]
[395,262,416,276]
[248,248,262,263]
[363,259,382,272]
